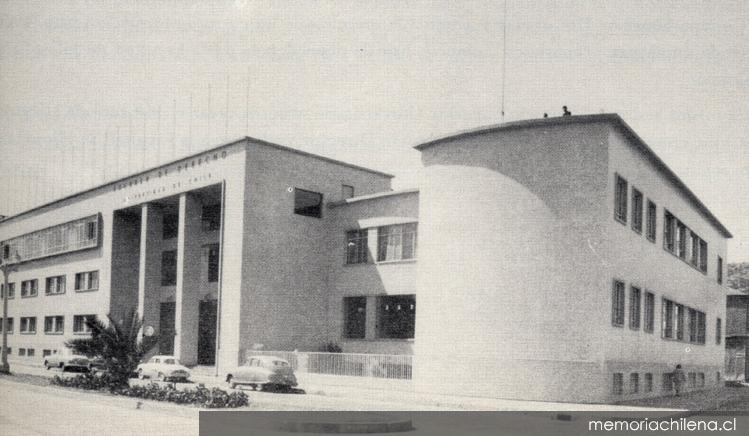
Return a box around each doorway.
[197,300,218,365]
[159,302,175,355]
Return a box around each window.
[630,373,639,394]
[21,279,38,297]
[0,317,14,334]
[342,185,354,199]
[716,318,722,344]
[27,348,35,357]
[163,213,178,239]
[629,286,641,330]
[699,240,708,272]
[207,244,220,283]
[631,189,643,233]
[676,222,687,259]
[75,271,99,291]
[161,250,177,286]
[613,373,624,395]
[675,304,685,340]
[377,223,417,262]
[73,315,96,334]
[202,204,221,231]
[662,298,674,339]
[376,295,415,339]
[345,229,368,264]
[0,282,14,299]
[2,215,99,263]
[688,372,696,389]
[20,316,36,334]
[19,348,26,357]
[3,347,9,355]
[612,280,625,327]
[690,232,699,266]
[688,308,698,342]
[644,292,655,333]
[696,311,706,344]
[43,349,53,357]
[293,188,323,218]
[44,315,64,334]
[2,244,8,259]
[662,373,673,392]
[664,210,676,252]
[45,275,66,295]
[698,373,705,388]
[614,175,628,223]
[718,256,723,285]
[646,200,657,242]
[645,373,653,393]
[86,221,97,240]
[343,296,366,339]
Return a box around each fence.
[245,350,413,380]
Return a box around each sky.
[0,0,747,261]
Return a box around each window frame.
[345,229,369,265]
[44,315,65,335]
[644,291,655,333]
[614,174,628,224]
[376,223,418,263]
[20,279,38,298]
[45,275,66,295]
[73,314,96,335]
[161,250,177,286]
[376,294,416,340]
[718,256,723,285]
[74,270,99,292]
[646,200,657,242]
[611,280,626,327]
[293,188,323,218]
[162,213,179,239]
[342,296,367,339]
[631,188,643,233]
[629,286,641,330]
[20,316,37,334]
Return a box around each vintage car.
[44,349,91,372]
[226,356,298,390]
[136,355,191,382]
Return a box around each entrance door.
[197,300,218,365]
[159,302,176,355]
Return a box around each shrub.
[52,376,249,408]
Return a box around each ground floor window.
[343,296,366,339]
[662,373,673,392]
[630,373,639,394]
[73,315,96,334]
[645,373,653,393]
[612,373,624,395]
[377,294,415,339]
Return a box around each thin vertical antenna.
[115,126,121,177]
[245,66,250,134]
[142,110,147,170]
[225,74,230,138]
[103,127,109,182]
[172,97,177,159]
[156,104,162,160]
[500,0,508,121]
[207,83,212,143]
[189,92,193,152]
[128,112,133,175]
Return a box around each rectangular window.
[19,348,26,357]
[202,204,221,231]
[21,279,38,297]
[687,308,697,342]
[342,185,355,199]
[163,213,178,239]
[27,348,35,357]
[343,296,367,339]
[1,317,12,333]
[207,244,220,283]
[377,223,417,262]
[631,189,643,233]
[697,311,706,344]
[74,271,99,291]
[662,373,673,392]
[716,318,722,345]
[614,175,628,223]
[161,250,177,286]
[645,373,653,393]
[718,256,723,285]
[0,282,14,299]
[73,315,96,334]
[688,372,696,389]
[662,298,674,339]
[690,232,700,266]
[644,292,655,333]
[630,373,639,394]
[676,222,687,259]
[664,211,675,252]
[45,275,66,295]
[629,286,641,330]
[613,373,624,395]
[698,373,705,388]
[20,316,36,334]
[345,229,368,264]
[377,294,416,339]
[294,188,323,218]
[612,280,625,327]
[675,304,685,340]
[2,215,99,263]
[43,349,53,357]
[44,315,64,334]
[646,200,657,242]
[699,240,708,272]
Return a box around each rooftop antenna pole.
[207,83,212,144]
[245,66,250,134]
[225,74,230,139]
[172,97,177,159]
[500,0,508,122]
[189,92,193,153]
[142,109,147,170]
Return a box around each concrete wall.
[109,211,141,321]
[326,191,419,355]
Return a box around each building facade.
[726,292,749,381]
[0,114,731,403]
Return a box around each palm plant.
[66,309,158,387]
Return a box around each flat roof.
[0,136,393,226]
[414,113,732,239]
[328,188,419,208]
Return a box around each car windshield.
[164,358,176,364]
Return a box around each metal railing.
[246,350,413,380]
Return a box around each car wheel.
[44,361,50,370]
[226,375,236,389]
[156,372,165,381]
[137,369,145,380]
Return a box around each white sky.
[0,0,747,261]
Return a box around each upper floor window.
[676,222,687,259]
[20,316,36,334]
[699,240,708,273]
[614,175,628,223]
[21,279,38,298]
[161,250,177,286]
[629,286,641,330]
[377,223,417,262]
[377,294,415,339]
[716,318,722,345]
[644,291,655,333]
[345,229,368,264]
[1,215,99,263]
[0,317,13,333]
[718,256,723,284]
[45,275,66,295]
[646,200,657,242]
[662,298,674,339]
[611,280,625,327]
[202,204,221,231]
[664,210,676,252]
[631,188,643,233]
[294,188,323,218]
[690,231,700,267]
[44,315,64,334]
[163,214,178,239]
[75,271,99,291]
[206,244,220,283]
[0,282,14,299]
[73,315,96,334]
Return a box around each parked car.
[226,356,298,390]
[136,355,191,382]
[44,349,91,372]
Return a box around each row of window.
[1,271,99,299]
[611,279,721,345]
[343,294,416,339]
[160,245,219,286]
[613,174,723,282]
[2,215,99,262]
[0,314,95,335]
[345,223,418,264]
[612,371,715,395]
[162,204,221,239]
